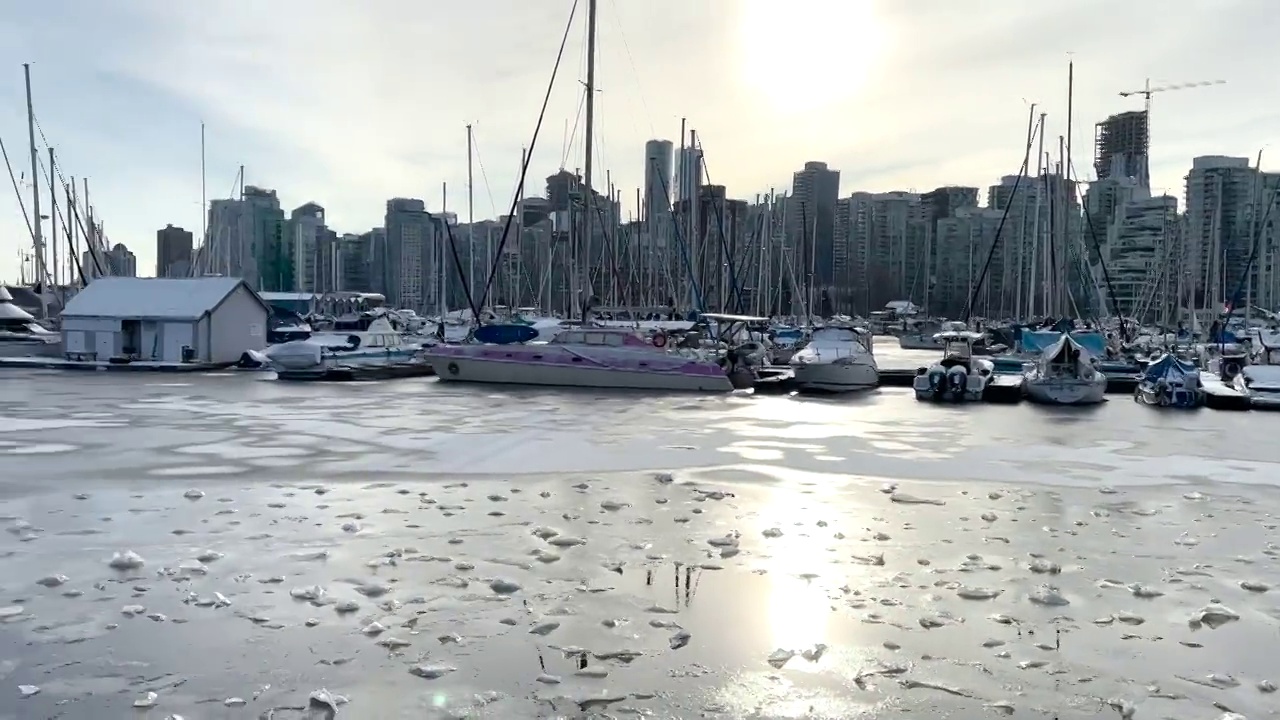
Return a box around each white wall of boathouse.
[59,277,269,365]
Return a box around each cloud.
[1,0,1277,283]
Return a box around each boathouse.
[59,277,269,364]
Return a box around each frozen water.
[1,368,1280,717]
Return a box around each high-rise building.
[246,187,286,291]
[988,173,1084,317]
[1094,111,1150,189]
[286,202,327,292]
[83,243,137,281]
[155,224,193,278]
[675,146,703,208]
[359,227,388,296]
[921,186,979,224]
[203,185,283,289]
[1184,155,1280,310]
[384,198,439,312]
[933,207,1006,317]
[643,140,674,225]
[325,233,363,293]
[785,162,840,310]
[837,191,932,313]
[1098,194,1179,321]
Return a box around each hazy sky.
[1,0,1277,283]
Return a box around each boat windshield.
[551,330,629,347]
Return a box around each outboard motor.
[947,365,969,397]
[927,367,947,397]
[1153,378,1171,407]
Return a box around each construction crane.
[1119,79,1226,114]
[1110,79,1225,189]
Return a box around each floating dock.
[1201,376,1250,411]
[275,362,436,382]
[983,374,1025,403]
[0,356,229,372]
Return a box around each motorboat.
[424,325,738,392]
[1134,353,1204,408]
[790,324,878,392]
[898,322,946,351]
[264,317,422,377]
[912,323,994,402]
[1022,332,1107,405]
[0,286,59,357]
[1233,365,1280,408]
[1229,335,1280,408]
[768,325,807,364]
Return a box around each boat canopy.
[700,313,770,323]
[1040,332,1098,368]
[1023,330,1106,357]
[1142,353,1199,381]
[934,330,984,342]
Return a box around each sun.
[738,0,884,113]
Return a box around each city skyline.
[1,0,1278,282]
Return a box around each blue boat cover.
[1142,353,1199,380]
[1021,330,1106,357]
[474,323,539,345]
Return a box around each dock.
[0,356,230,372]
[275,362,437,382]
[1202,376,1250,411]
[983,374,1025,403]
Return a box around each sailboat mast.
[466,124,477,307]
[1065,60,1076,318]
[22,64,46,289]
[440,181,449,316]
[200,122,207,271]
[578,0,599,321]
[1015,104,1036,320]
[47,147,58,288]
[1026,113,1046,317]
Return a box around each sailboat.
[424,0,740,393]
[1022,331,1107,405]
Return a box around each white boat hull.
[1024,375,1107,405]
[899,335,944,351]
[1231,375,1280,409]
[1242,390,1280,408]
[428,354,734,392]
[266,345,421,373]
[0,338,61,358]
[791,361,878,392]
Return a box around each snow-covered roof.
[62,277,263,320]
[260,291,322,302]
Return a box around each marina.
[0,2,1277,718]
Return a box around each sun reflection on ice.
[755,482,856,665]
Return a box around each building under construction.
[1094,111,1150,187]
